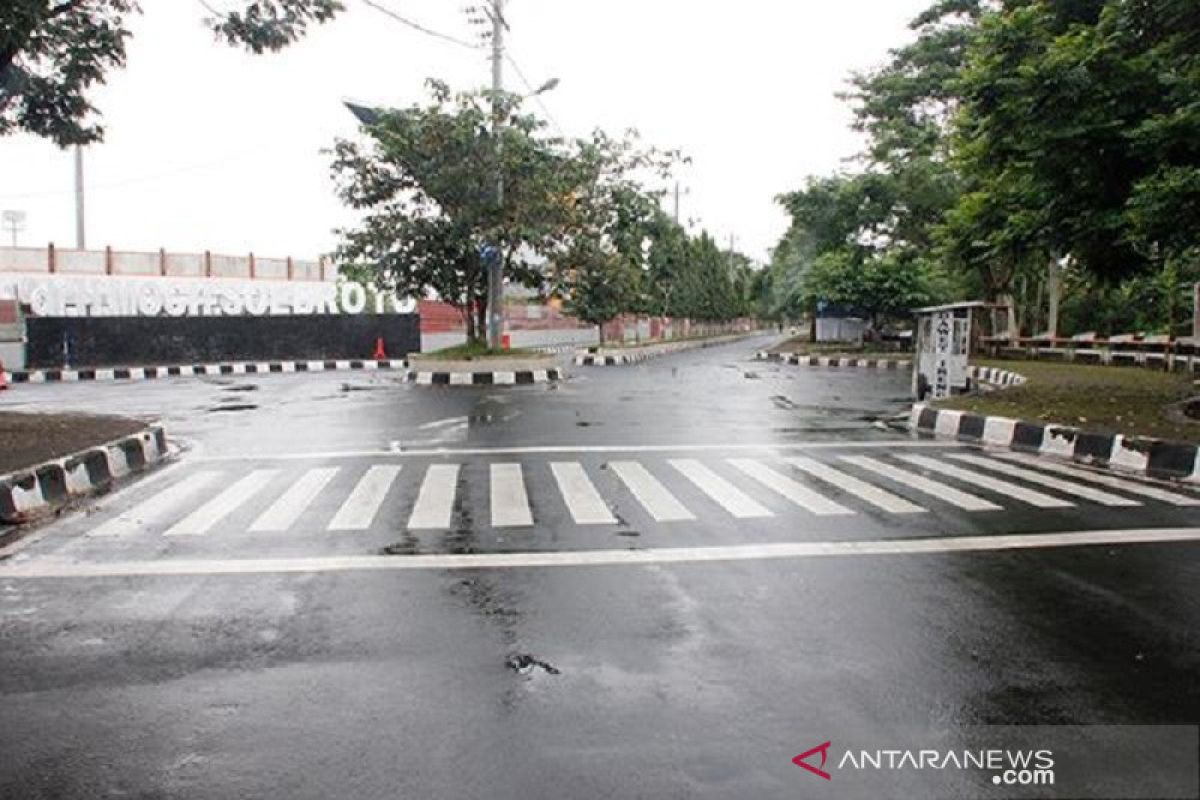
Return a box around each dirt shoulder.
[938,359,1200,444]
[0,412,151,474]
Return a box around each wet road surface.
[2,335,1199,799]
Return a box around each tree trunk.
[475,297,488,347]
[463,303,476,344]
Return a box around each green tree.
[331,81,574,344]
[1,1,341,146]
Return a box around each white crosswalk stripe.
[840,456,1002,511]
[728,459,852,516]
[248,467,340,532]
[551,462,617,524]
[82,450,1200,541]
[165,470,280,536]
[948,454,1140,507]
[491,464,533,527]
[670,459,773,518]
[328,465,401,531]
[995,452,1200,507]
[785,456,926,514]
[610,461,695,522]
[408,464,460,529]
[898,455,1074,509]
[90,470,224,537]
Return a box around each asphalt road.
[2,335,1199,799]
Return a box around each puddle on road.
[770,395,799,410]
[222,384,259,393]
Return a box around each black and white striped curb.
[0,424,168,524]
[969,365,1027,387]
[756,352,911,369]
[10,359,407,384]
[407,368,562,386]
[910,403,1200,483]
[575,333,765,366]
[575,352,652,366]
[534,343,589,354]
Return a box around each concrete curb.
[756,351,912,370]
[406,368,562,386]
[11,359,408,384]
[0,423,169,523]
[575,333,763,366]
[909,403,1200,484]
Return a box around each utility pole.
[486,0,505,349]
[73,144,86,249]
[673,182,681,224]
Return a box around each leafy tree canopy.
[1,0,342,146]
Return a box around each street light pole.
[486,0,505,349]
[74,144,86,249]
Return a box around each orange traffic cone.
[372,337,387,360]
[0,360,8,391]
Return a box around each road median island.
[913,359,1200,483]
[407,346,561,386]
[0,412,168,525]
[756,336,912,369]
[573,330,765,366]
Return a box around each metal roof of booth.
[913,301,1006,314]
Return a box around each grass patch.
[768,336,908,359]
[938,359,1199,443]
[422,342,541,359]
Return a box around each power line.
[359,0,482,50]
[504,53,565,138]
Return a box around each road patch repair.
[9,359,408,384]
[575,331,765,366]
[0,413,168,524]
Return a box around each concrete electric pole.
[486,0,505,350]
[74,144,86,249]
[2,210,25,247]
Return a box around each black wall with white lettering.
[25,314,421,367]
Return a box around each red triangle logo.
[792,741,832,780]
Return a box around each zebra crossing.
[87,450,1200,539]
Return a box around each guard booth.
[912,301,1006,400]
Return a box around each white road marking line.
[785,456,926,514]
[670,459,773,518]
[164,470,279,536]
[727,459,852,516]
[327,465,401,531]
[192,440,962,463]
[10,527,1200,578]
[419,416,470,431]
[550,462,617,525]
[995,452,1200,507]
[90,471,224,537]
[840,456,1002,512]
[899,455,1073,509]
[610,461,695,522]
[248,467,340,532]
[949,454,1140,507]
[490,463,533,527]
[407,464,460,530]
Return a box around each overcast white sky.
[0,0,928,263]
